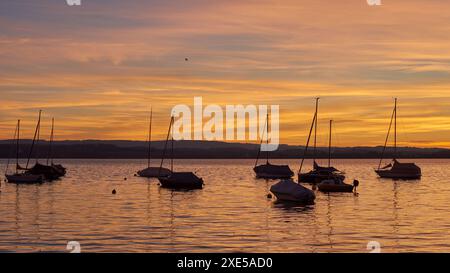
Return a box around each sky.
[1,0,450,147]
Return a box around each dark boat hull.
[26,163,64,181]
[254,164,294,179]
[375,170,421,180]
[298,172,345,184]
[158,172,204,190]
[318,183,354,193]
[137,167,171,178]
[6,174,44,184]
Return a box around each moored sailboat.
[137,108,171,178]
[157,116,204,190]
[298,98,345,184]
[5,119,44,184]
[375,98,421,180]
[270,179,315,204]
[254,113,293,179]
[25,111,64,181]
[317,120,356,193]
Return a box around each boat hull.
[254,164,294,179]
[318,183,354,193]
[270,180,315,204]
[375,170,421,180]
[298,172,345,184]
[158,172,204,190]
[5,174,44,184]
[137,167,172,178]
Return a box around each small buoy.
[124,177,127,181]
[134,174,137,177]
[185,58,189,61]
[267,193,272,199]
[112,189,117,194]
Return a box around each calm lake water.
[0,158,449,253]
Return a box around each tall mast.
[313,98,319,164]
[26,110,42,169]
[254,113,268,168]
[266,112,269,164]
[328,120,332,167]
[159,116,173,176]
[171,116,174,172]
[394,98,397,159]
[47,118,54,165]
[147,107,153,168]
[377,103,395,170]
[16,120,20,172]
[299,100,318,177]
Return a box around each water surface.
[0,159,449,252]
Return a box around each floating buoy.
[134,174,137,177]
[185,58,189,61]
[112,189,117,194]
[267,193,272,199]
[124,177,127,181]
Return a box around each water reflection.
[0,159,449,252]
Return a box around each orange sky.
[1,0,450,147]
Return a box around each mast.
[299,101,318,178]
[254,112,268,167]
[159,116,174,176]
[377,100,396,170]
[47,118,54,165]
[328,120,332,167]
[16,120,20,172]
[394,98,397,159]
[171,116,174,172]
[26,110,42,169]
[266,112,269,164]
[147,108,153,168]
[313,98,319,164]
[5,120,19,175]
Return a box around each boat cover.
[270,179,315,201]
[254,163,294,176]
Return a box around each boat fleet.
[4,110,66,184]
[3,98,421,205]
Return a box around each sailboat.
[47,118,66,177]
[375,98,421,180]
[157,116,204,190]
[270,179,316,204]
[137,108,171,178]
[5,119,44,184]
[298,98,345,184]
[25,111,63,181]
[254,113,293,179]
[317,120,356,193]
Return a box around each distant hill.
[0,140,449,159]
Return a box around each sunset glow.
[1,0,450,147]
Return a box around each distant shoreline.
[1,140,449,159]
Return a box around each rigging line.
[255,112,268,168]
[46,118,54,166]
[26,110,42,169]
[313,98,319,163]
[158,116,173,177]
[299,111,317,175]
[378,106,395,170]
[5,120,19,175]
[266,112,269,165]
[147,107,153,168]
